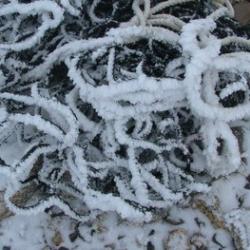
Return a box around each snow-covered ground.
[1,172,250,249]
[0,209,234,249]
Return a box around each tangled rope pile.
[0,0,249,222]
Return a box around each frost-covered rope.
[0,1,64,51]
[0,0,249,223]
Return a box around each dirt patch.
[234,0,250,25]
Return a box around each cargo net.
[0,0,249,222]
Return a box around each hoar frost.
[0,0,249,222]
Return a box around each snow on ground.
[0,173,247,250]
[1,171,250,249]
[0,209,233,250]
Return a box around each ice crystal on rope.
[0,0,249,222]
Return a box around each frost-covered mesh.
[0,0,249,222]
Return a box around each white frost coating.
[0,0,248,224]
[201,121,241,177]
[67,56,186,120]
[4,187,85,221]
[132,0,151,26]
[107,25,179,45]
[0,89,79,148]
[60,0,80,16]
[179,17,249,177]
[150,0,194,14]
[25,25,179,80]
[219,78,247,100]
[14,144,58,179]
[66,86,101,136]
[9,114,65,141]
[127,146,149,204]
[0,1,64,51]
[120,0,188,31]
[24,37,115,80]
[89,0,106,23]
[84,190,152,222]
[31,84,79,148]
[224,210,250,250]
[124,0,193,29]
[72,146,88,189]
[209,0,234,20]
[107,48,116,84]
[140,168,183,202]
[222,36,250,50]
[180,20,250,122]
[0,107,7,123]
